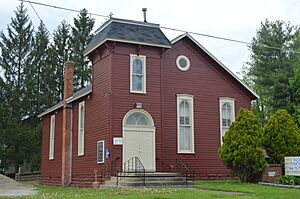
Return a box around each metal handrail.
[176,158,188,186]
[117,156,146,186]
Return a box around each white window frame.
[78,101,85,156]
[130,54,146,94]
[177,94,194,154]
[176,55,190,71]
[97,140,105,164]
[49,114,55,160]
[219,97,235,145]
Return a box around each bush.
[219,108,267,183]
[277,176,300,185]
[263,109,300,164]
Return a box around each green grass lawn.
[2,180,300,199]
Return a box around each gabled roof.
[172,33,259,99]
[84,18,172,56]
[37,85,92,118]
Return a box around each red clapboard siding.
[110,43,163,171]
[40,109,63,185]
[161,37,252,178]
[40,34,255,184]
[71,48,112,182]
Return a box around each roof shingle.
[84,18,171,56]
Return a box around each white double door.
[123,127,155,172]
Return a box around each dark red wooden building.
[38,18,258,186]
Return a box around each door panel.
[123,129,155,172]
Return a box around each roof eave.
[171,33,259,99]
[66,87,92,103]
[37,87,93,118]
[37,102,63,118]
[84,38,172,56]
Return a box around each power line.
[27,1,53,39]
[19,0,300,54]
[19,0,107,18]
[161,26,251,45]
[161,26,300,54]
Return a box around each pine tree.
[48,20,71,101]
[246,20,297,124]
[25,21,50,122]
[0,2,33,119]
[0,3,42,173]
[70,8,94,89]
[289,30,300,126]
[219,108,267,183]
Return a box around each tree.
[0,3,40,173]
[289,30,300,126]
[70,8,94,89]
[0,2,33,119]
[25,21,50,122]
[263,109,300,164]
[219,108,267,183]
[245,20,298,124]
[48,20,71,101]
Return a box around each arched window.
[220,98,235,145]
[130,55,146,93]
[177,94,194,153]
[125,112,151,126]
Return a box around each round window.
[176,55,190,71]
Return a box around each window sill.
[130,91,146,95]
[177,151,195,154]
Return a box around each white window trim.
[49,114,55,160]
[176,55,190,71]
[97,140,105,164]
[219,97,235,145]
[78,101,85,156]
[130,54,146,94]
[177,94,195,154]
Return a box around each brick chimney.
[61,61,74,186]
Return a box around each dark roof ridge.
[94,18,159,35]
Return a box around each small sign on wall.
[285,157,300,176]
[97,140,104,164]
[113,137,123,145]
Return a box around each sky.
[1,0,300,75]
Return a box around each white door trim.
[122,109,156,172]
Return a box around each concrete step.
[110,176,186,182]
[101,181,195,188]
[118,172,181,177]
[102,172,194,187]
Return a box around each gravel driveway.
[0,174,37,197]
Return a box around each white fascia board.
[171,33,259,99]
[38,88,92,118]
[84,38,171,56]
